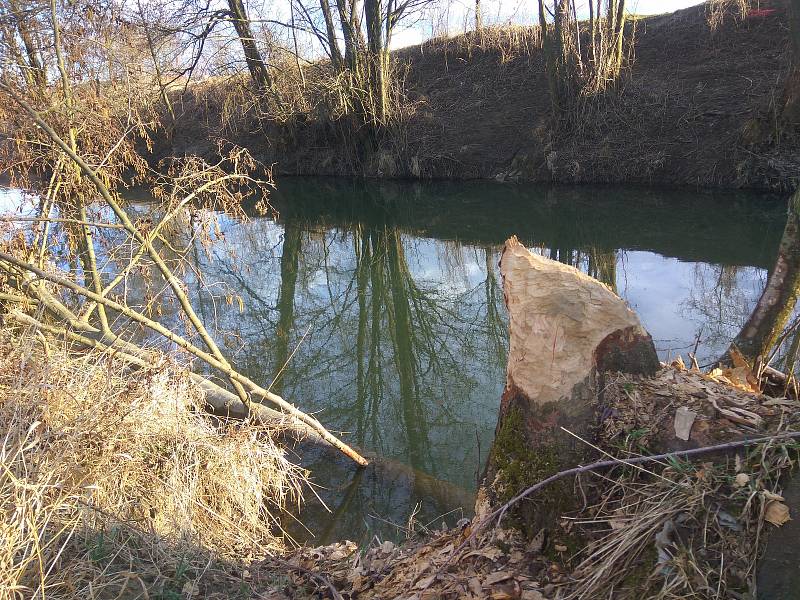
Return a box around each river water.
[2,178,786,546]
[175,178,785,546]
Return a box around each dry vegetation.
[0,322,307,599]
[271,362,800,600]
[163,2,798,190]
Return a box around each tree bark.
[364,0,388,121]
[319,0,344,71]
[227,0,272,90]
[482,237,659,534]
[728,188,800,364]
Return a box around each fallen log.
[482,236,660,533]
[7,310,329,445]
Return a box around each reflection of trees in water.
[482,246,507,365]
[188,215,508,542]
[271,223,301,395]
[681,264,764,355]
[587,247,617,294]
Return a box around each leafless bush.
[707,0,751,32]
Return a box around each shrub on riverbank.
[0,324,304,599]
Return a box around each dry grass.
[707,0,751,32]
[0,323,305,599]
[562,370,800,600]
[419,25,543,64]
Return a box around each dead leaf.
[463,546,503,561]
[763,490,785,502]
[380,540,395,554]
[415,575,437,589]
[468,577,482,595]
[609,517,628,530]
[181,582,200,597]
[765,501,791,526]
[485,572,513,585]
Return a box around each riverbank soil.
[266,362,800,599]
[169,1,799,191]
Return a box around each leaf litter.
[253,358,800,599]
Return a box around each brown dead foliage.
[268,362,799,600]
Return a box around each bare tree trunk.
[319,0,344,70]
[588,0,596,65]
[364,0,388,121]
[611,0,626,75]
[475,0,483,32]
[335,0,362,73]
[728,188,800,364]
[227,0,272,90]
[136,0,175,120]
[538,0,561,114]
[8,0,46,88]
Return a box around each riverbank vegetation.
[0,323,304,598]
[158,0,799,189]
[4,0,798,188]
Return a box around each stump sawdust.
[271,359,800,600]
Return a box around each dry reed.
[707,0,751,32]
[0,323,305,599]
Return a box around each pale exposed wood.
[501,235,652,407]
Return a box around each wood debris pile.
[267,525,556,599]
[599,359,794,452]
[254,362,800,599]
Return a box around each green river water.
[161,177,785,546]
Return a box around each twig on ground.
[266,556,344,600]
[419,430,800,594]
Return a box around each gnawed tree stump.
[481,236,659,534]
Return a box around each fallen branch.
[422,430,800,593]
[0,254,367,466]
[7,309,324,441]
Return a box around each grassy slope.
[393,1,796,189]
[171,1,798,190]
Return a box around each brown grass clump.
[419,25,543,64]
[707,0,751,32]
[0,324,304,599]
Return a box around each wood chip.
[673,406,697,441]
[485,572,513,585]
